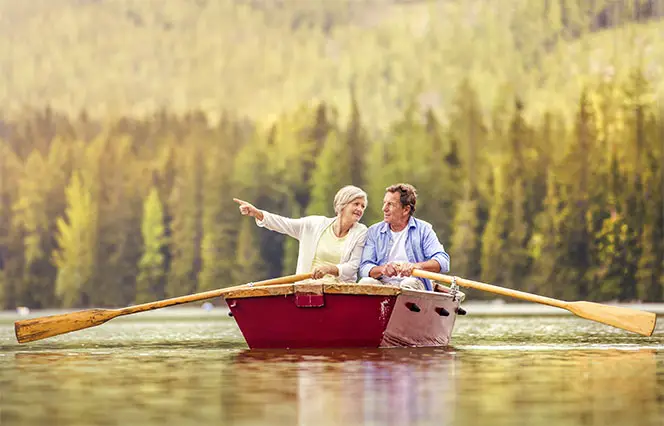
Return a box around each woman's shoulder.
[351,222,368,234]
[300,215,334,226]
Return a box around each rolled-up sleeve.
[359,228,379,278]
[421,226,450,273]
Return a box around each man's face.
[382,191,409,227]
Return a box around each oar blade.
[15,309,119,344]
[567,302,657,336]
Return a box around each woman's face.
[340,197,367,224]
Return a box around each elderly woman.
[233,185,368,282]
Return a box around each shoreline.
[3,302,664,321]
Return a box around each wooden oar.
[15,273,313,344]
[413,269,657,337]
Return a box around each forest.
[0,0,662,308]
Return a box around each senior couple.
[233,183,449,291]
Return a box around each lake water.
[1,307,663,426]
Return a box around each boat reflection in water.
[221,347,458,425]
[221,347,660,426]
[4,345,661,426]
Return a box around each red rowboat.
[224,280,466,349]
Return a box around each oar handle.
[120,272,313,315]
[412,269,567,309]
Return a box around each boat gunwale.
[223,281,464,300]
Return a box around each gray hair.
[333,185,368,215]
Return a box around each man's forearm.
[414,259,441,273]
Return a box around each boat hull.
[225,281,464,349]
[381,289,460,347]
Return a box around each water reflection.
[218,348,662,426]
[222,348,457,426]
[1,323,663,426]
[453,348,662,426]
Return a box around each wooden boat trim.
[323,283,401,296]
[223,282,402,299]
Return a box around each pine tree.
[480,162,509,286]
[563,88,598,299]
[504,99,531,289]
[446,79,488,283]
[92,135,142,306]
[166,144,203,298]
[135,187,167,304]
[448,77,488,197]
[449,182,481,282]
[233,124,289,279]
[420,109,460,247]
[233,219,267,285]
[306,130,351,217]
[528,169,563,297]
[52,172,97,308]
[632,74,663,301]
[199,143,239,292]
[12,151,53,308]
[345,88,369,189]
[0,141,23,309]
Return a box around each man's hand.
[382,263,399,277]
[395,262,417,277]
[370,263,402,279]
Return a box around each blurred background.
[0,0,662,310]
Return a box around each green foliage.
[2,1,662,129]
[449,183,481,281]
[234,218,268,285]
[281,204,302,276]
[136,187,167,304]
[166,144,203,298]
[52,172,97,308]
[306,130,351,217]
[1,1,663,306]
[528,170,564,298]
[199,142,239,291]
[0,141,23,308]
[11,151,56,308]
[1,65,662,307]
[480,163,509,286]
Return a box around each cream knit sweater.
[255,211,368,282]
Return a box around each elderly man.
[359,183,450,291]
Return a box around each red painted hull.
[226,283,464,349]
[229,294,397,349]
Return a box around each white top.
[384,229,409,285]
[255,211,368,282]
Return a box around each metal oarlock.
[450,276,459,302]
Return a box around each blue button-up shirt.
[359,216,450,291]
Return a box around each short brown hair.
[386,183,417,216]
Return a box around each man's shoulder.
[412,218,441,239]
[412,217,433,228]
